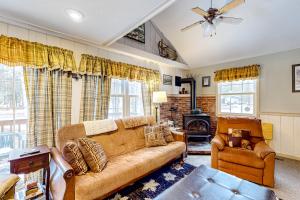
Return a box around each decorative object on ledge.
[158,39,178,61]
[153,91,168,123]
[125,24,145,43]
[179,87,188,94]
[202,76,211,87]
[292,64,300,92]
[163,74,173,85]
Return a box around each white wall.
[0,21,186,124]
[190,48,300,113]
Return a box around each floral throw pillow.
[144,126,167,147]
[161,124,175,143]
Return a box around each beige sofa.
[49,117,186,200]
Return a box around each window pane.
[0,65,27,172]
[241,95,254,114]
[230,95,242,113]
[128,81,141,95]
[129,96,144,116]
[220,95,230,113]
[110,79,123,95]
[108,96,123,119]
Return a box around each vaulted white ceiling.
[0,0,175,45]
[152,0,300,68]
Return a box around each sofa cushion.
[78,138,108,173]
[219,147,264,169]
[144,126,167,147]
[121,116,148,128]
[74,141,185,200]
[62,141,88,175]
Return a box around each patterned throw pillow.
[78,137,108,173]
[144,126,167,147]
[62,141,88,175]
[161,125,175,143]
[228,128,242,147]
[228,128,252,149]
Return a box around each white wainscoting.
[260,113,300,160]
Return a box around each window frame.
[216,79,259,117]
[108,79,144,119]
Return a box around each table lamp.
[153,91,168,123]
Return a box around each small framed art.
[202,76,211,87]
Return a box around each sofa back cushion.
[56,116,155,159]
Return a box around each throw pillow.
[228,128,242,147]
[241,139,252,150]
[62,141,88,175]
[78,137,108,173]
[144,126,167,147]
[161,125,175,143]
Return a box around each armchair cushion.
[211,135,225,150]
[0,174,19,198]
[254,141,275,159]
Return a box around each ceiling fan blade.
[181,21,205,32]
[218,0,245,14]
[192,7,209,17]
[216,16,243,24]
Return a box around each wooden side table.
[9,145,51,200]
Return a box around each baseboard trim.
[276,153,300,161]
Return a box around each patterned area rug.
[106,161,196,200]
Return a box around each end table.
[9,145,51,200]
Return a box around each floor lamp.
[153,91,168,123]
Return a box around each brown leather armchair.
[211,117,275,187]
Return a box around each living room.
[0,0,299,200]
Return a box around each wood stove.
[183,113,211,141]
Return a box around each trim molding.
[277,153,300,161]
[260,112,300,117]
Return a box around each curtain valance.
[0,35,76,72]
[214,64,260,82]
[79,54,161,83]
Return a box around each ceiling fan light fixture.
[65,9,84,23]
[202,22,216,37]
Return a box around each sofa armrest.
[254,141,275,159]
[170,129,185,143]
[211,135,225,151]
[50,147,75,200]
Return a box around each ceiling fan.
[181,0,245,37]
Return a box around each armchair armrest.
[254,141,275,159]
[211,135,225,151]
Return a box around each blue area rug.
[106,161,195,200]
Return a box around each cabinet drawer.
[11,154,49,174]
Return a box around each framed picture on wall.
[125,24,145,43]
[202,76,211,87]
[163,74,172,85]
[292,64,300,92]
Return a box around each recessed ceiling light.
[65,9,84,23]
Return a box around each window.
[108,79,144,119]
[217,79,258,116]
[0,64,28,170]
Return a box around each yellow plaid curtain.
[214,64,260,82]
[80,75,111,121]
[23,68,72,148]
[79,54,161,83]
[142,81,160,116]
[0,35,76,72]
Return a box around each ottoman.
[155,165,277,200]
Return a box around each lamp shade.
[153,91,167,103]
